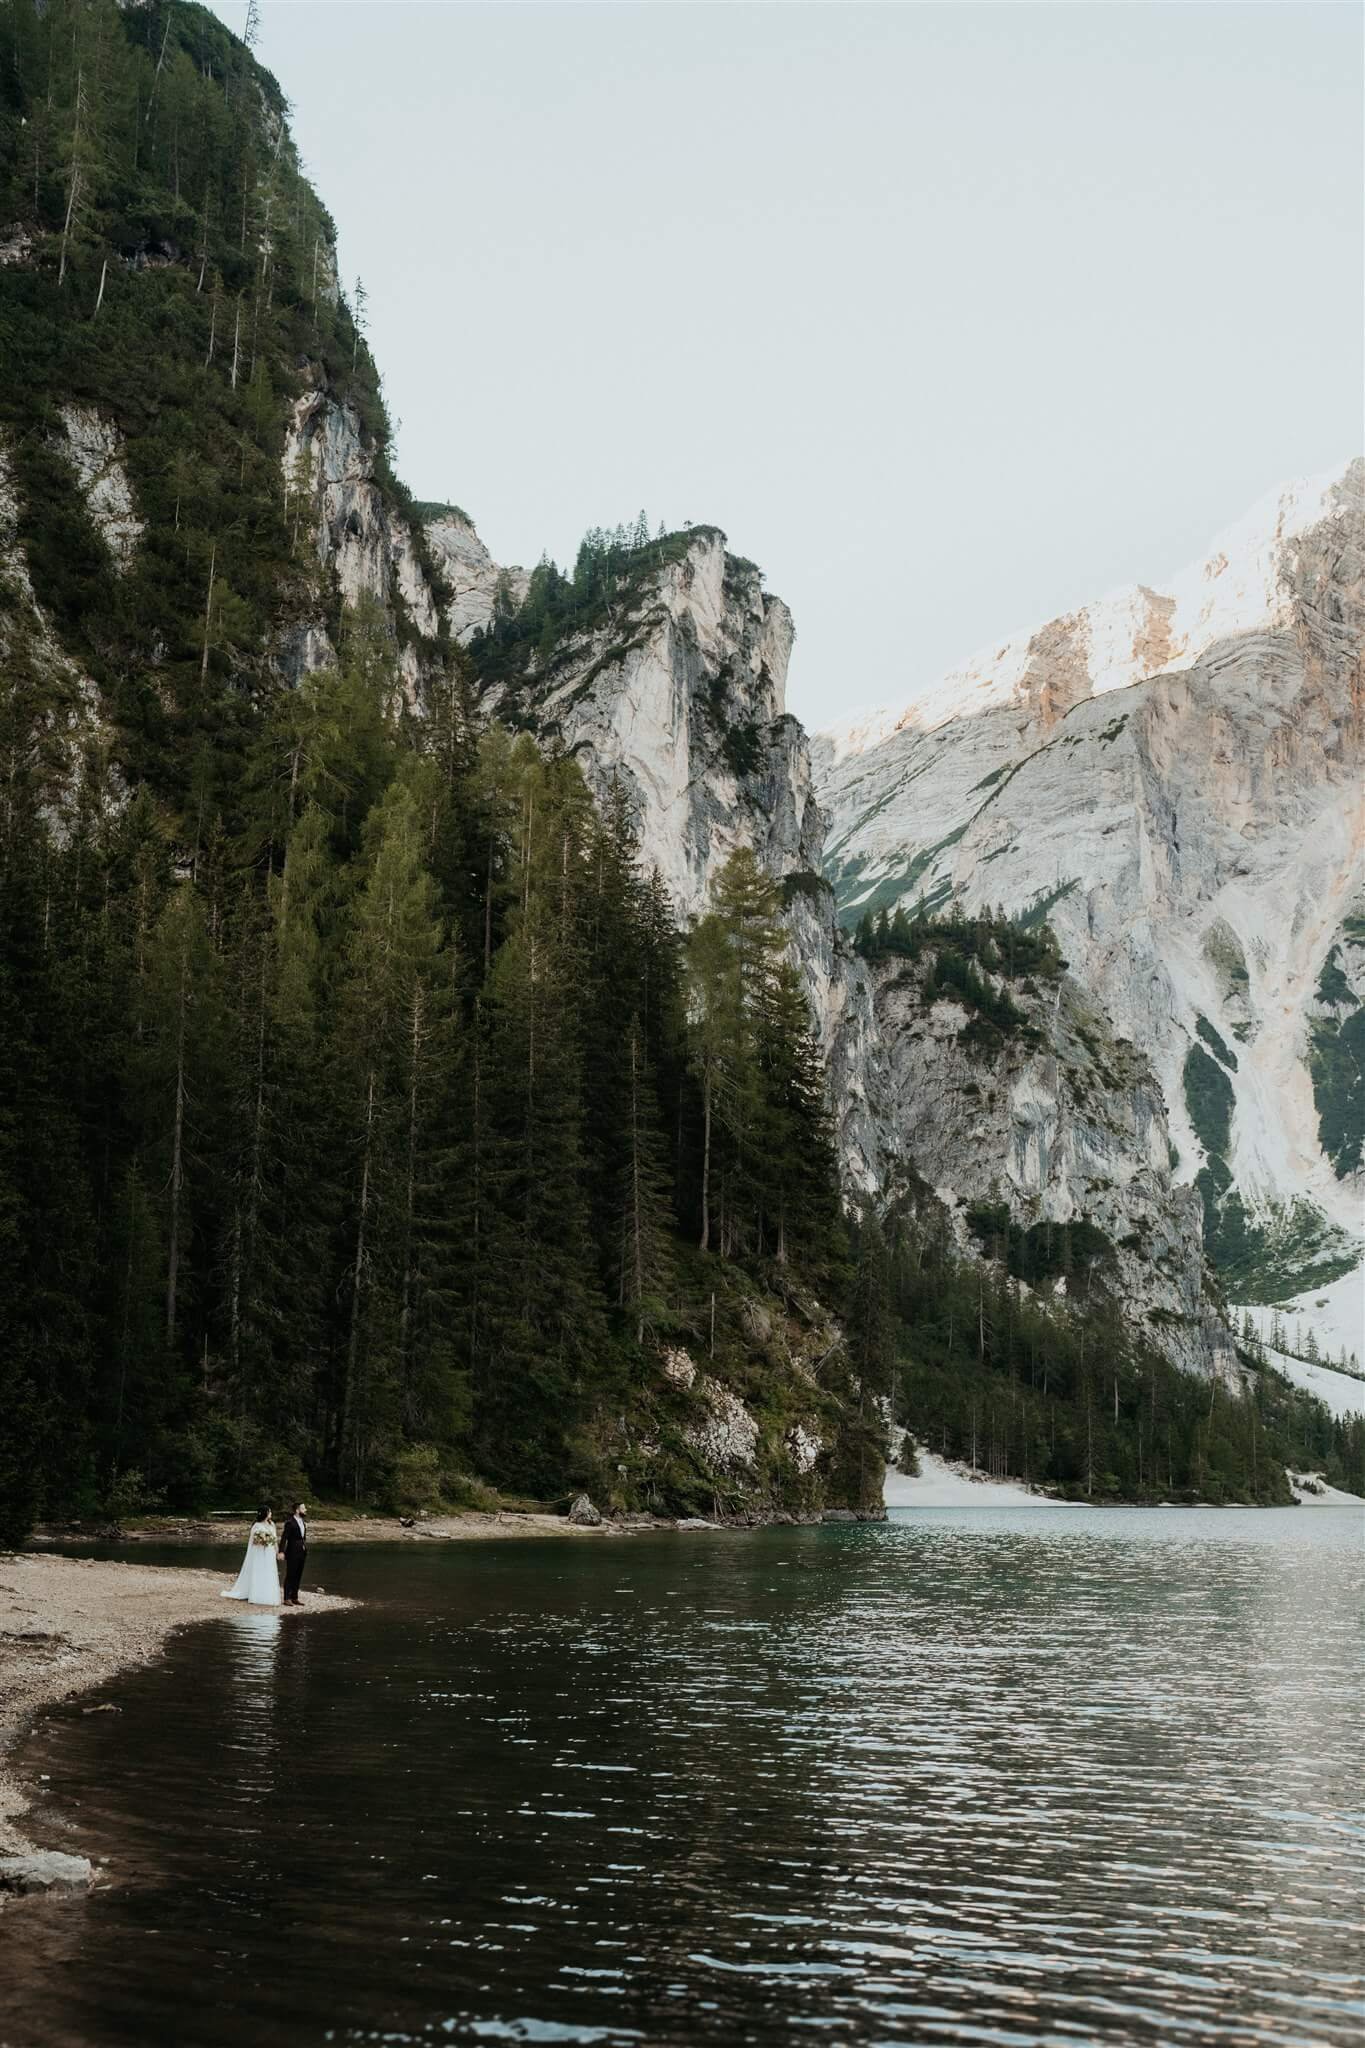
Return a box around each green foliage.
[779,869,831,908]
[1203,920,1250,996]
[1015,877,1081,930]
[0,0,408,821]
[964,1203,1114,1291]
[1315,945,1353,1009]
[1195,1013,1237,1071]
[464,518,720,702]
[0,622,859,1534]
[1184,1042,1234,1161]
[1203,1194,1359,1304]
[883,1189,1361,1503]
[721,719,764,780]
[411,501,471,525]
[854,903,1064,983]
[683,850,846,1286]
[856,905,1063,1055]
[1309,999,1365,1178]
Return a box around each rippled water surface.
[7,1508,1363,2047]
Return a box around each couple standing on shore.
[223,1502,308,1608]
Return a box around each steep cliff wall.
[866,944,1236,1380]
[278,390,447,703]
[445,522,893,1191]
[433,512,1233,1371]
[816,464,1365,1330]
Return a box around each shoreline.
[27,1505,887,1548]
[0,1552,353,1883]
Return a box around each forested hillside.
[0,0,871,1539]
[1,0,1356,1542]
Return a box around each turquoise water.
[7,1506,1363,2047]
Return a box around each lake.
[6,1507,1362,2047]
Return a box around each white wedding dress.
[223,1520,281,1605]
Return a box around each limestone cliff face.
[279,388,443,701]
[868,950,1236,1381]
[816,462,1365,1327]
[423,509,1238,1367]
[441,523,892,1190]
[423,509,528,641]
[0,440,111,822]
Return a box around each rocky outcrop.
[57,407,143,569]
[452,522,893,1189]
[436,510,1233,1367]
[0,440,111,827]
[868,948,1237,1380]
[423,508,528,641]
[280,390,443,700]
[816,462,1365,1327]
[0,1851,94,1896]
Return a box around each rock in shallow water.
[0,1852,94,1895]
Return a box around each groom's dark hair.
[292,1500,305,1514]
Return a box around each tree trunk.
[699,1065,712,1251]
[200,541,215,676]
[343,1069,376,1499]
[399,986,424,1421]
[165,931,190,1348]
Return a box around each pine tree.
[616,1014,674,1344]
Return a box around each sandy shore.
[0,1553,352,1864]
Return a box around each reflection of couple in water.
[223,1501,308,1608]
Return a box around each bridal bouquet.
[251,1527,276,1548]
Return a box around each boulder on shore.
[0,1851,94,1895]
[567,1494,603,1527]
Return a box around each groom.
[278,1502,308,1605]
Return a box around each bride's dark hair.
[258,1503,271,1521]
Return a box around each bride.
[223,1504,281,1606]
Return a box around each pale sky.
[211,2,1362,731]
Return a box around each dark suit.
[280,1514,308,1603]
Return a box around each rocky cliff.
[864,939,1236,1381]
[436,521,892,1192]
[0,0,1277,1392]
[815,464,1365,1351]
[425,511,1240,1375]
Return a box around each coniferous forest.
[1,0,1359,1544]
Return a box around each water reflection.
[8,1509,1364,2048]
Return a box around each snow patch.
[1286,1470,1365,1506]
[1259,1345,1365,1422]
[884,1449,1067,1508]
[819,461,1353,751]
[1235,1267,1365,1374]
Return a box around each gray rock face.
[449,525,893,1190]
[445,514,1234,1367]
[566,1493,603,1527]
[869,950,1237,1380]
[423,509,528,642]
[0,1851,94,1895]
[0,440,111,827]
[57,407,144,568]
[280,389,443,702]
[816,462,1364,1321]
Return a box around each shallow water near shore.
[6,1507,1363,2048]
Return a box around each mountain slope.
[815,464,1365,1325]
